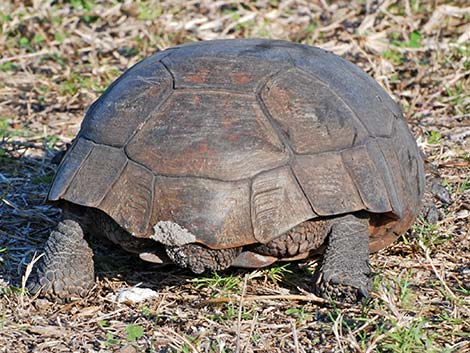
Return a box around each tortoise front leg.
[314,213,371,303]
[28,219,94,300]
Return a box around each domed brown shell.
[49,39,424,252]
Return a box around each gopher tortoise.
[29,39,424,302]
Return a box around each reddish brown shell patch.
[125,91,288,180]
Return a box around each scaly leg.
[28,219,94,300]
[314,213,371,303]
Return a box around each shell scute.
[51,139,127,207]
[125,91,288,180]
[251,166,316,243]
[80,61,173,147]
[293,52,397,137]
[152,176,254,248]
[99,161,155,236]
[261,68,369,154]
[291,152,364,216]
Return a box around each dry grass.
[0,0,469,352]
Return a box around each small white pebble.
[108,287,158,304]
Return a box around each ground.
[0,1,469,352]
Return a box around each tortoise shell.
[49,39,424,253]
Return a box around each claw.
[231,251,278,268]
[358,285,369,299]
[139,251,171,264]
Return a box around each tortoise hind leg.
[28,219,94,300]
[314,213,371,303]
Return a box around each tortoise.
[29,39,425,302]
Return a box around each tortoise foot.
[28,220,94,301]
[315,271,370,303]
